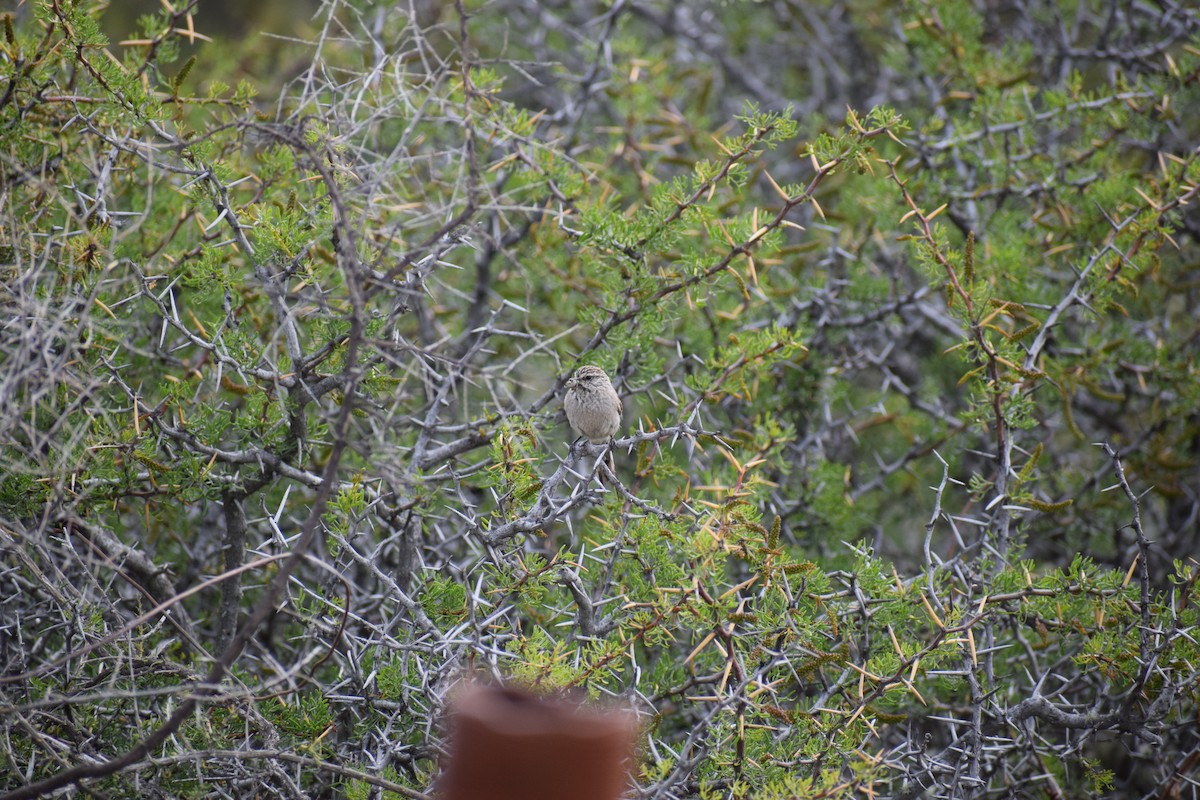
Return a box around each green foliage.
[1,1,1198,799]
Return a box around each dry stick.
[1003,443,1169,755]
[138,748,428,800]
[1098,442,1156,711]
[216,489,248,655]
[0,552,287,687]
[62,516,204,654]
[0,326,367,800]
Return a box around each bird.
[563,365,622,481]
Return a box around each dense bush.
[1,1,1198,798]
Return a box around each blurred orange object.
[438,684,637,800]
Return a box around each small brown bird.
[563,365,622,479]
